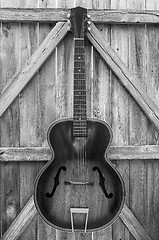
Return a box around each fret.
[74,96,86,99]
[74,102,86,106]
[73,128,87,131]
[74,102,86,104]
[74,86,86,90]
[74,115,86,118]
[74,89,86,93]
[73,120,87,127]
[74,40,84,46]
[73,122,87,124]
[73,130,87,132]
[74,55,85,61]
[74,110,86,113]
[73,126,87,129]
[74,95,86,99]
[74,68,85,74]
[74,77,86,82]
[74,111,87,114]
[73,119,86,121]
[73,132,87,134]
[74,85,86,91]
[74,61,85,68]
[75,49,85,54]
[74,109,86,112]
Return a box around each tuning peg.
[67,13,70,19]
[87,19,91,31]
[87,14,91,18]
[67,20,71,30]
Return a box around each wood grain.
[86,22,159,132]
[0,21,70,117]
[1,8,159,25]
[37,1,57,239]
[18,1,39,239]
[120,204,152,240]
[0,0,20,236]
[110,0,130,237]
[127,2,148,240]
[1,196,37,240]
[0,8,70,22]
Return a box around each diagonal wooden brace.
[86,22,159,132]
[0,21,70,117]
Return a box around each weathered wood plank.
[109,145,159,160]
[1,196,37,240]
[145,24,159,239]
[1,145,159,162]
[89,9,159,24]
[37,1,57,239]
[86,22,159,132]
[127,1,148,236]
[90,3,112,240]
[110,9,130,238]
[120,204,152,240]
[0,8,70,23]
[1,198,152,240]
[1,8,159,24]
[0,0,20,236]
[18,1,40,240]
[0,21,70,117]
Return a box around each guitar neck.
[73,38,87,137]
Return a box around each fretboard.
[73,38,87,137]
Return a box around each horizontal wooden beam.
[0,8,159,24]
[1,196,37,240]
[120,204,152,240]
[0,8,70,23]
[109,145,159,160]
[0,21,70,117]
[87,22,159,132]
[0,145,159,162]
[1,197,152,240]
[89,9,159,24]
[0,147,52,162]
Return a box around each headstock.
[70,7,87,38]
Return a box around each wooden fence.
[1,0,159,239]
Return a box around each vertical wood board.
[0,0,20,237]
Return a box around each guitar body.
[34,118,125,231]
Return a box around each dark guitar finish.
[34,118,125,231]
[34,7,125,232]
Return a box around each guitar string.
[75,39,87,180]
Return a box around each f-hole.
[93,167,113,199]
[45,166,66,198]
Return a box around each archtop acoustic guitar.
[34,6,125,232]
